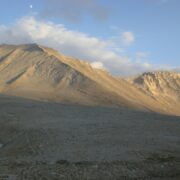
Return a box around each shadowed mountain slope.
[0,44,180,115]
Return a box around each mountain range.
[0,44,179,115]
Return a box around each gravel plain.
[0,94,180,179]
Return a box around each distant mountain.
[130,71,180,114]
[0,44,180,115]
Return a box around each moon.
[29,5,33,9]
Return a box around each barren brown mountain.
[0,44,180,179]
[0,44,180,115]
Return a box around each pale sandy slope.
[0,44,180,115]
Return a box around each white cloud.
[0,16,154,76]
[121,31,135,46]
[91,61,106,70]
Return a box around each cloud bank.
[0,16,155,76]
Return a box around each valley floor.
[0,94,180,179]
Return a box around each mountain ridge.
[0,44,180,115]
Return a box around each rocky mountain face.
[0,44,179,115]
[132,72,180,98]
[130,71,180,114]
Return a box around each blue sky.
[0,0,180,75]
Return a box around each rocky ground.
[0,94,180,179]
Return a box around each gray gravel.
[0,94,180,179]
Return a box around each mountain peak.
[0,43,45,52]
[131,71,180,113]
[17,43,44,52]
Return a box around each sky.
[0,0,180,76]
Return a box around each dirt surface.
[0,94,180,179]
